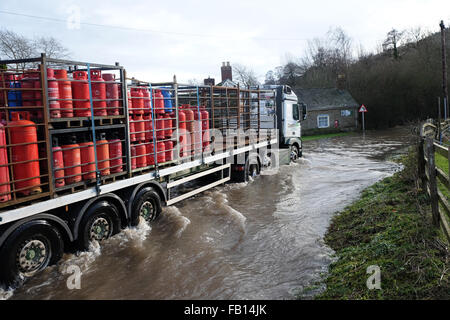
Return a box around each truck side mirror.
[301,104,307,120]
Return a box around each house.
[294,87,359,135]
[215,61,239,87]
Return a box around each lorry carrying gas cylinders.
[0,54,306,288]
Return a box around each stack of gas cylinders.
[0,67,125,203]
[0,67,122,120]
[178,104,210,158]
[52,131,124,188]
[128,86,176,169]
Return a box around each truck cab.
[264,85,306,160]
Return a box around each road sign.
[359,105,367,132]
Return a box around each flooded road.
[4,127,413,300]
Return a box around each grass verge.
[302,132,353,142]
[313,149,449,299]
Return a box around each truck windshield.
[293,104,299,120]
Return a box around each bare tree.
[232,63,260,88]
[0,29,70,69]
[264,70,276,85]
[186,78,203,86]
[34,36,69,59]
[382,29,405,59]
[0,29,34,61]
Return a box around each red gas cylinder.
[72,71,91,117]
[164,141,174,162]
[54,69,74,118]
[146,142,155,165]
[201,107,210,149]
[131,87,144,115]
[102,73,120,116]
[0,119,11,202]
[9,112,41,196]
[192,107,202,155]
[164,113,172,138]
[0,74,10,107]
[96,132,110,176]
[131,145,137,170]
[21,70,39,107]
[33,78,43,121]
[142,88,151,112]
[90,70,107,116]
[156,114,165,140]
[62,135,82,185]
[183,106,194,154]
[127,90,133,114]
[108,134,123,173]
[157,141,165,163]
[129,116,136,142]
[153,89,165,114]
[79,134,96,181]
[135,144,147,168]
[178,109,187,157]
[146,141,165,165]
[134,114,145,142]
[47,68,61,118]
[144,115,153,141]
[52,137,65,188]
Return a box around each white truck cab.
[262,85,306,160]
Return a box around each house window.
[341,110,352,117]
[317,114,330,128]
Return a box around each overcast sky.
[1,0,450,83]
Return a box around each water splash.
[297,158,312,166]
[213,192,247,233]
[162,206,191,238]
[111,217,152,247]
[0,288,14,300]
[58,241,101,274]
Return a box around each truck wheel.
[130,187,162,226]
[290,145,299,162]
[0,221,63,288]
[78,201,120,250]
[233,156,260,183]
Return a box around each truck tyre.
[78,201,120,250]
[130,187,162,226]
[0,221,63,288]
[290,144,299,162]
[233,155,260,183]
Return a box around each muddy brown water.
[2,127,413,300]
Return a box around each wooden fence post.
[426,138,440,227]
[418,137,426,189]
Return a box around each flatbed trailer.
[0,55,282,287]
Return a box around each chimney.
[336,74,346,90]
[221,61,232,82]
[204,76,215,86]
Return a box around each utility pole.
[440,20,449,120]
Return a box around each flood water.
[3,127,413,300]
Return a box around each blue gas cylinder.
[161,89,173,113]
[8,77,22,107]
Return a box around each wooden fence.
[418,137,450,241]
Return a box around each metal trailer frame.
[0,56,278,229]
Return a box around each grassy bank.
[314,150,449,300]
[302,132,353,141]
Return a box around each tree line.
[265,26,450,129]
[0,28,69,69]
